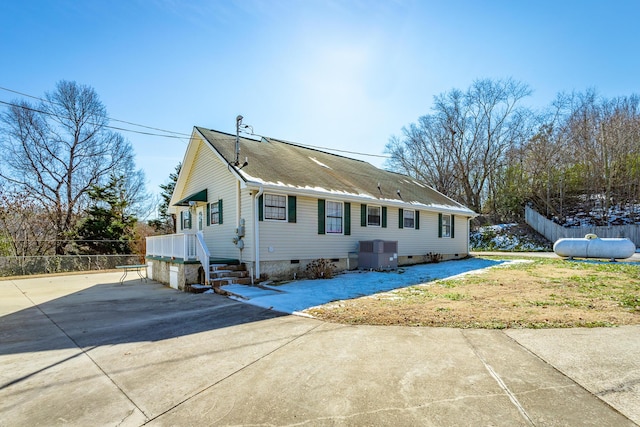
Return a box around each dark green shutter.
[180,211,184,230]
[360,204,367,227]
[258,194,264,221]
[206,203,210,226]
[415,211,420,230]
[218,199,223,225]
[344,202,351,235]
[317,199,325,234]
[288,196,296,223]
[438,213,443,238]
[398,208,404,229]
[382,206,387,228]
[451,214,455,238]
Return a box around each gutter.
[243,181,477,218]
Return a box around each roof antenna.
[377,182,382,194]
[234,115,253,167]
[234,115,243,166]
[397,189,402,199]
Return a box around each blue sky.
[2,0,639,201]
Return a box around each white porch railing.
[195,232,210,284]
[146,233,195,260]
[146,233,211,284]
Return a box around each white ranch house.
[146,126,476,289]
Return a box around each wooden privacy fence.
[525,206,640,247]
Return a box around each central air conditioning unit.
[358,240,398,270]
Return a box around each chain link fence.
[0,255,143,277]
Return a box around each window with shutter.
[367,205,381,226]
[325,201,343,234]
[439,214,452,238]
[209,201,220,225]
[264,194,286,221]
[403,209,415,228]
[182,210,192,229]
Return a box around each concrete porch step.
[207,262,250,287]
[214,264,247,272]
[187,284,212,294]
[210,270,248,278]
[211,277,251,285]
[229,277,252,285]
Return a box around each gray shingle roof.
[196,127,475,216]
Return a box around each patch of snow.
[470,223,551,251]
[222,258,507,315]
[238,179,472,215]
[309,157,332,169]
[480,223,518,232]
[241,133,263,141]
[238,171,266,183]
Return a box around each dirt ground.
[306,257,640,328]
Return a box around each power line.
[0,99,189,140]
[0,85,190,136]
[292,142,390,159]
[0,84,391,159]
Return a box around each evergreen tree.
[0,81,144,254]
[149,162,181,233]
[75,176,137,254]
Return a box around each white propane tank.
[553,234,635,261]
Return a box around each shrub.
[304,258,336,279]
[426,252,443,263]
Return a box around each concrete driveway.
[1,272,638,426]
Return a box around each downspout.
[237,179,242,263]
[254,185,264,280]
[237,180,241,227]
[467,216,472,255]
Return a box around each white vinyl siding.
[258,198,469,261]
[178,139,239,258]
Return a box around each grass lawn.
[305,256,640,329]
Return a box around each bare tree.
[386,78,533,213]
[0,80,144,254]
[386,117,458,198]
[498,89,640,225]
[0,186,56,257]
